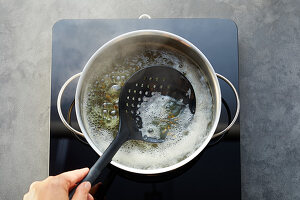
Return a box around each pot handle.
[138,14,151,19]
[57,73,84,137]
[212,73,240,138]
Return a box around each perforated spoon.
[69,65,196,197]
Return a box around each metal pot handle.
[212,73,240,138]
[57,73,84,137]
[138,14,151,19]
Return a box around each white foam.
[137,93,193,140]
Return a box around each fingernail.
[84,181,91,189]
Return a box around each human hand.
[23,168,94,200]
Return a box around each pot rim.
[75,29,221,175]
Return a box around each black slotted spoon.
[69,65,196,198]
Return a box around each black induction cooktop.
[50,18,240,199]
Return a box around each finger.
[72,181,91,200]
[90,182,102,195]
[29,181,40,190]
[58,168,89,188]
[23,193,28,200]
[88,193,94,200]
[23,192,34,200]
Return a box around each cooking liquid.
[84,48,213,170]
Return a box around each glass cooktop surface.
[50,18,240,200]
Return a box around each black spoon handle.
[69,133,127,198]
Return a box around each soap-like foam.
[83,48,213,170]
[137,93,193,140]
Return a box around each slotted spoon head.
[69,66,196,197]
[118,65,196,143]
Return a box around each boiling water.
[83,48,213,170]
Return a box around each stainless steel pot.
[57,30,240,175]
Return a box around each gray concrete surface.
[0,0,299,199]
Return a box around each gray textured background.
[0,0,299,199]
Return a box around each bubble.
[148,128,153,133]
[110,84,121,92]
[110,110,116,116]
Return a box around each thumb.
[72,181,91,200]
